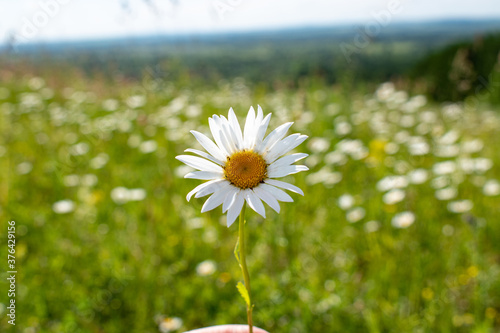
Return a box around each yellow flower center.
[224,150,268,189]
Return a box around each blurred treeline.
[411,34,500,102]
[2,21,500,104]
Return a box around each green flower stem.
[238,203,253,333]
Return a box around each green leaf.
[236,282,250,307]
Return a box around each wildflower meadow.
[1,67,499,333]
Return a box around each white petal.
[185,171,223,180]
[268,153,308,171]
[195,180,230,198]
[256,122,293,153]
[176,155,223,173]
[265,134,308,163]
[186,179,225,201]
[227,191,245,227]
[228,107,244,149]
[245,189,266,218]
[219,116,238,153]
[184,148,224,166]
[259,183,294,202]
[222,187,239,213]
[268,165,309,178]
[247,107,265,148]
[265,179,304,196]
[255,105,264,125]
[253,185,280,213]
[255,113,271,147]
[209,116,232,156]
[191,130,227,161]
[201,182,232,213]
[243,106,256,148]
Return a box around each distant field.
[4,19,500,87]
[1,69,499,332]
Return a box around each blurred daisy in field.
[458,157,475,174]
[392,211,415,229]
[438,130,460,145]
[308,137,330,153]
[473,158,493,173]
[375,82,395,101]
[28,77,45,90]
[337,139,368,160]
[448,200,473,213]
[128,134,142,148]
[483,179,500,196]
[196,260,217,276]
[81,174,98,187]
[420,110,437,123]
[399,115,415,128]
[338,194,354,210]
[157,316,183,333]
[390,90,408,105]
[325,103,340,116]
[304,154,321,168]
[461,139,483,154]
[384,142,399,155]
[407,169,428,184]
[435,187,458,201]
[63,174,80,187]
[111,187,146,204]
[346,207,365,223]
[126,95,146,109]
[19,92,43,110]
[175,165,192,179]
[139,140,158,154]
[434,144,460,158]
[324,151,347,166]
[431,176,450,189]
[442,104,463,120]
[383,189,405,205]
[408,140,429,156]
[433,161,457,175]
[69,142,90,156]
[394,130,410,144]
[364,220,380,233]
[16,162,33,175]
[377,175,408,192]
[102,98,119,111]
[335,121,352,136]
[186,105,202,118]
[52,200,75,214]
[305,167,342,187]
[394,160,411,174]
[90,153,109,169]
[416,122,431,135]
[176,106,308,227]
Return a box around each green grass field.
[1,72,500,332]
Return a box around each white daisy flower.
[391,211,415,229]
[176,106,308,227]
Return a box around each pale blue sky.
[1,0,500,44]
